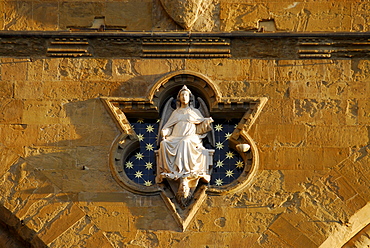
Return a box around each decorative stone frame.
[102,70,267,197]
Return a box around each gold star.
[215,124,223,132]
[224,132,232,140]
[216,160,224,168]
[137,119,144,123]
[146,124,154,133]
[125,161,133,169]
[135,152,144,160]
[145,143,154,151]
[134,171,143,178]
[215,178,223,186]
[226,170,234,177]
[137,134,144,141]
[216,142,224,150]
[226,151,234,159]
[144,180,152,186]
[145,162,153,170]
[236,160,244,169]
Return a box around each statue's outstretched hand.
[162,129,170,140]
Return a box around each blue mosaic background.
[124,118,244,187]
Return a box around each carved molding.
[142,37,230,58]
[47,37,92,57]
[1,31,370,59]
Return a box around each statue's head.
[177,85,194,107]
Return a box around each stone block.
[105,0,153,31]
[334,177,357,201]
[258,99,294,125]
[346,194,367,215]
[32,2,58,31]
[269,215,317,247]
[133,59,170,76]
[81,203,130,232]
[0,99,23,124]
[0,125,38,154]
[336,163,370,202]
[254,124,306,147]
[293,99,347,125]
[33,124,74,146]
[274,147,323,170]
[220,3,269,31]
[306,2,352,32]
[321,148,350,170]
[0,1,3,29]
[186,59,250,81]
[22,100,68,125]
[306,125,369,148]
[351,3,370,32]
[358,98,370,125]
[85,230,113,248]
[3,1,32,30]
[59,2,105,29]
[42,59,62,81]
[261,229,293,248]
[352,60,370,82]
[0,82,14,99]
[47,215,94,247]
[43,81,83,100]
[264,2,304,31]
[0,146,20,177]
[58,58,113,81]
[25,59,43,82]
[14,81,44,100]
[242,80,290,99]
[81,81,121,99]
[259,146,277,170]
[38,203,85,245]
[24,200,70,233]
[221,232,260,248]
[248,60,276,82]
[278,212,326,246]
[16,186,59,220]
[112,59,135,81]
[348,80,370,99]
[0,58,28,81]
[282,170,316,192]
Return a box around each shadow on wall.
[2,76,182,242]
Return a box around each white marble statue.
[156,85,214,207]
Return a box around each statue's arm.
[196,117,214,135]
[161,110,178,139]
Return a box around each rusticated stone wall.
[1,57,369,247]
[0,0,370,248]
[1,1,369,32]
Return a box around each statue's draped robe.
[157,106,212,183]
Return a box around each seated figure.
[156,85,214,208]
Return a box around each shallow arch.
[320,202,370,248]
[148,70,222,112]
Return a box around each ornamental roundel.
[102,70,267,230]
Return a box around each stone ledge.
[1,31,370,59]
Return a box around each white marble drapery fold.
[156,106,213,183]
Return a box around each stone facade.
[0,1,370,247]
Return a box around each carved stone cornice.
[1,31,370,59]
